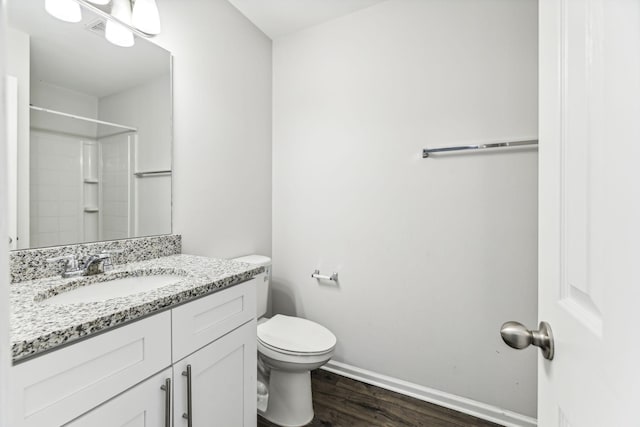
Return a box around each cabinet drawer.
[172,279,256,362]
[9,311,171,427]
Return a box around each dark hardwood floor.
[257,370,502,427]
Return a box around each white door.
[173,320,257,427]
[65,368,172,427]
[538,0,640,425]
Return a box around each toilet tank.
[232,255,271,318]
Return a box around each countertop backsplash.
[10,235,182,283]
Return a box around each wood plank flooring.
[257,370,502,427]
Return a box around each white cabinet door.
[174,320,256,427]
[65,368,172,427]
[539,0,640,425]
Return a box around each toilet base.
[260,369,314,427]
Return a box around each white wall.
[98,74,171,173]
[273,0,538,418]
[98,75,171,238]
[155,0,272,258]
[30,81,98,137]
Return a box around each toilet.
[233,255,337,427]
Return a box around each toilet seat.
[257,339,335,368]
[258,315,337,356]
[258,339,333,357]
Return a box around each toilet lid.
[258,315,336,354]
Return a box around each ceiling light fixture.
[45,0,82,23]
[44,0,161,48]
[132,0,161,35]
[105,0,135,47]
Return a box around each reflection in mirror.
[6,0,172,250]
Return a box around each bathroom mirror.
[6,0,172,250]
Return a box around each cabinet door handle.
[160,378,171,427]
[182,364,193,427]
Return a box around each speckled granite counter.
[10,254,264,363]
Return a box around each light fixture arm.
[71,0,157,38]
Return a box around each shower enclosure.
[29,103,137,247]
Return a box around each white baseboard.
[321,360,537,427]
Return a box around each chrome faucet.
[46,249,124,278]
[82,253,111,276]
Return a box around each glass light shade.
[105,0,134,47]
[45,0,82,23]
[132,0,161,35]
[105,20,135,47]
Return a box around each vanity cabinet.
[9,278,257,427]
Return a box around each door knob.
[500,321,554,360]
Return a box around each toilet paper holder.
[311,269,338,282]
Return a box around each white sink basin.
[40,274,185,305]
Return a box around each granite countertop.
[10,254,264,363]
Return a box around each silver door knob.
[500,321,554,360]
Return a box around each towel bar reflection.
[422,139,538,158]
[134,170,172,178]
[312,270,338,282]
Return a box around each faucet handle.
[99,249,124,271]
[47,255,82,277]
[46,254,79,269]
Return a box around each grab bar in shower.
[422,139,538,158]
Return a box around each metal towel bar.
[422,139,538,158]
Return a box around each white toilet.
[233,255,337,427]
